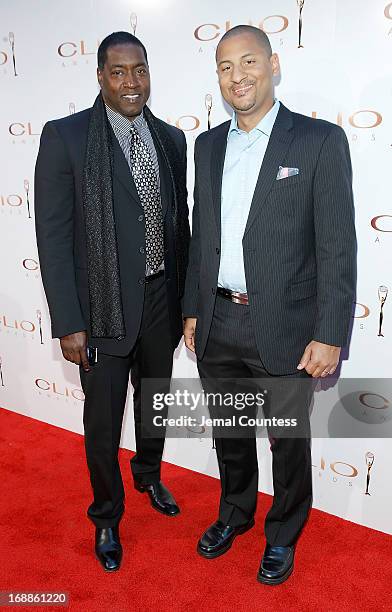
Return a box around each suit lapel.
[111,129,142,207]
[244,104,294,237]
[211,122,230,234]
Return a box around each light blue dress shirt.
[218,100,280,293]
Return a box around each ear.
[97,67,103,87]
[270,53,280,76]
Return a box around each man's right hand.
[60,331,90,372]
[183,318,197,353]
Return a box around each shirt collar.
[104,103,146,135]
[228,99,280,138]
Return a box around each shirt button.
[139,246,145,254]
[138,214,144,222]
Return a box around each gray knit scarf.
[82,93,125,339]
[82,93,189,339]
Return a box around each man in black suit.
[35,31,190,571]
[183,25,356,585]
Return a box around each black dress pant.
[80,275,174,528]
[197,294,314,547]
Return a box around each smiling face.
[216,32,280,129]
[97,43,150,119]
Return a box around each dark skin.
[97,42,150,118]
[60,43,151,372]
[60,331,90,372]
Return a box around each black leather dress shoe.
[95,526,123,572]
[135,481,180,516]
[197,519,255,559]
[257,545,294,585]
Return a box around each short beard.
[232,99,256,113]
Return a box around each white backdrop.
[1,0,391,535]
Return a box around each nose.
[231,63,247,83]
[122,72,139,89]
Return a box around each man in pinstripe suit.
[183,25,356,585]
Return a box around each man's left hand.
[297,340,341,378]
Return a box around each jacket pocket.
[290,276,317,301]
[270,174,307,190]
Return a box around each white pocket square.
[276,166,300,180]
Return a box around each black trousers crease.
[197,294,313,546]
[80,276,173,528]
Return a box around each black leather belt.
[217,287,249,305]
[145,270,164,283]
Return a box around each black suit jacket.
[183,104,357,375]
[35,106,190,356]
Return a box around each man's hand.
[297,340,341,378]
[60,331,90,372]
[183,317,197,353]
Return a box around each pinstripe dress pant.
[197,293,313,547]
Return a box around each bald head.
[216,25,272,60]
[215,24,280,132]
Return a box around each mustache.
[231,80,255,89]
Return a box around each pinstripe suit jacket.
[183,103,357,375]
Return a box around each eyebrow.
[109,62,146,69]
[217,52,256,66]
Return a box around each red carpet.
[1,407,391,612]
